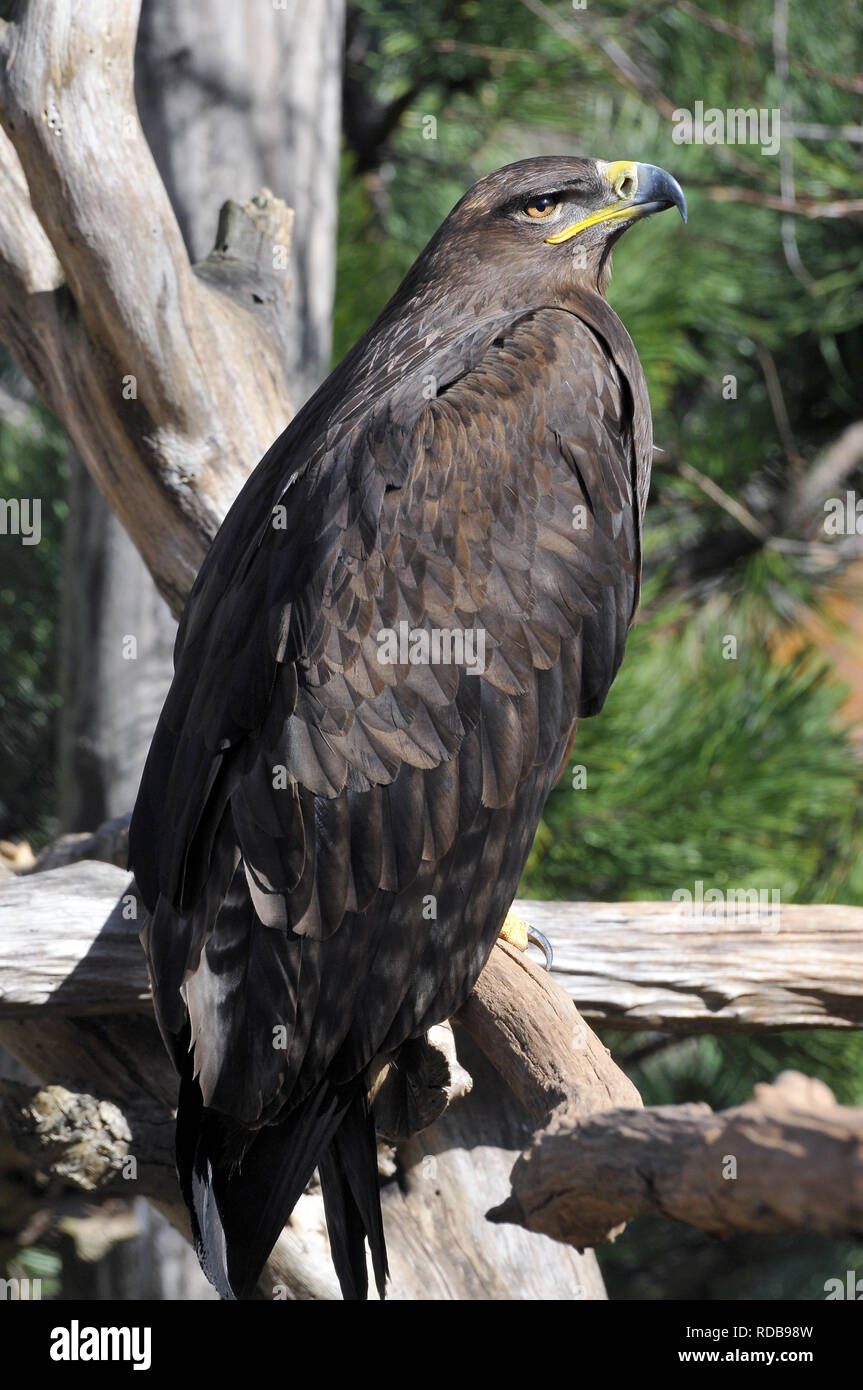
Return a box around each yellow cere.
[545,159,640,245]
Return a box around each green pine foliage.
[521,608,863,908]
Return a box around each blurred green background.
[3,0,863,1299]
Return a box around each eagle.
[129,155,686,1301]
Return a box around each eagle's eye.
[523,195,560,220]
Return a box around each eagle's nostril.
[617,174,636,199]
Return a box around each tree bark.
[135,0,343,409]
[492,1071,863,1249]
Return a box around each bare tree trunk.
[135,0,343,407]
[58,456,176,831]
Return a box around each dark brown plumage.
[129,154,686,1300]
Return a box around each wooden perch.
[521,897,863,1031]
[0,863,148,1017]
[0,0,295,614]
[0,864,637,1141]
[459,940,640,1125]
[491,1071,863,1248]
[3,863,863,1032]
[0,1041,607,1302]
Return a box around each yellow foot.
[499,910,553,970]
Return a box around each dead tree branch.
[491,1071,863,1248]
[0,0,294,614]
[509,898,863,1032]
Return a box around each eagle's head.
[439,154,687,297]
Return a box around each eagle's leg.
[499,910,553,971]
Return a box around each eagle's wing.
[131,304,648,1123]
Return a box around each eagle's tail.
[176,1054,388,1301]
[318,1089,388,1300]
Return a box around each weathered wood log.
[3,864,863,1031]
[521,897,863,1030]
[4,869,863,1283]
[0,863,148,1018]
[374,1032,609,1302]
[491,1070,863,1248]
[7,1020,863,1277]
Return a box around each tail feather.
[318,1090,388,1300]
[318,1147,369,1301]
[176,1047,387,1300]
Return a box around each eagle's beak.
[545,160,687,244]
